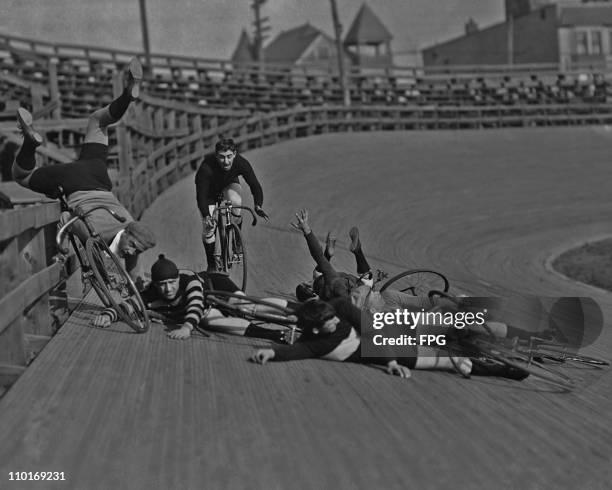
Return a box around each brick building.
[422,0,612,70]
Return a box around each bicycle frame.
[212,200,257,239]
[52,188,149,333]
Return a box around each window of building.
[591,30,603,54]
[575,29,606,56]
[576,31,588,55]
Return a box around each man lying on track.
[13,57,156,281]
[251,297,530,380]
[292,209,436,312]
[93,254,299,341]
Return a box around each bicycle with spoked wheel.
[55,189,149,333]
[208,198,258,292]
[425,290,608,391]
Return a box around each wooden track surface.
[1,127,612,489]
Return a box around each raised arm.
[291,209,339,284]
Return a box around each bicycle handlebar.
[215,202,258,227]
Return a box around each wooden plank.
[0,261,62,335]
[24,333,52,358]
[0,202,60,242]
[0,364,27,387]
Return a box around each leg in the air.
[12,108,43,187]
[349,227,371,275]
[324,232,336,262]
[83,57,143,145]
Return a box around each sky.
[0,0,505,64]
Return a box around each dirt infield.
[134,127,612,488]
[553,237,612,292]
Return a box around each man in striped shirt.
[93,254,290,341]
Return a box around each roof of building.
[231,29,255,63]
[559,5,612,26]
[264,23,326,63]
[344,3,393,45]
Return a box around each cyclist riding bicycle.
[195,138,269,271]
[94,254,299,341]
[12,57,155,282]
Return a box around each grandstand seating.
[2,31,612,117]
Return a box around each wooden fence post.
[48,61,62,119]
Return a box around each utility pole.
[251,0,270,66]
[507,13,514,66]
[138,0,152,75]
[329,0,350,106]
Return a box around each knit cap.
[151,254,179,282]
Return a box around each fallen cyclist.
[13,57,156,282]
[291,208,439,312]
[93,254,299,341]
[250,297,530,380]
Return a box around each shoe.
[16,108,43,146]
[470,358,529,380]
[296,282,316,302]
[349,226,360,253]
[126,57,143,100]
[325,231,336,258]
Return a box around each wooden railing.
[0,202,61,395]
[0,71,58,121]
[0,138,81,396]
[115,97,612,218]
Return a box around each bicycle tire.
[226,223,247,292]
[468,336,575,390]
[203,290,299,343]
[380,269,450,295]
[428,289,461,304]
[85,237,149,333]
[528,344,610,367]
[70,234,112,308]
[202,290,296,325]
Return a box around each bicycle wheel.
[528,344,610,367]
[380,269,449,295]
[225,223,247,292]
[71,234,111,307]
[469,336,575,390]
[85,237,149,333]
[203,290,299,342]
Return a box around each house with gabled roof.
[231,29,256,64]
[343,2,394,68]
[262,23,351,69]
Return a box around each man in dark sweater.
[195,138,269,271]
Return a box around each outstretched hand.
[386,360,411,379]
[255,205,270,221]
[290,208,312,235]
[92,312,112,328]
[251,349,275,364]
